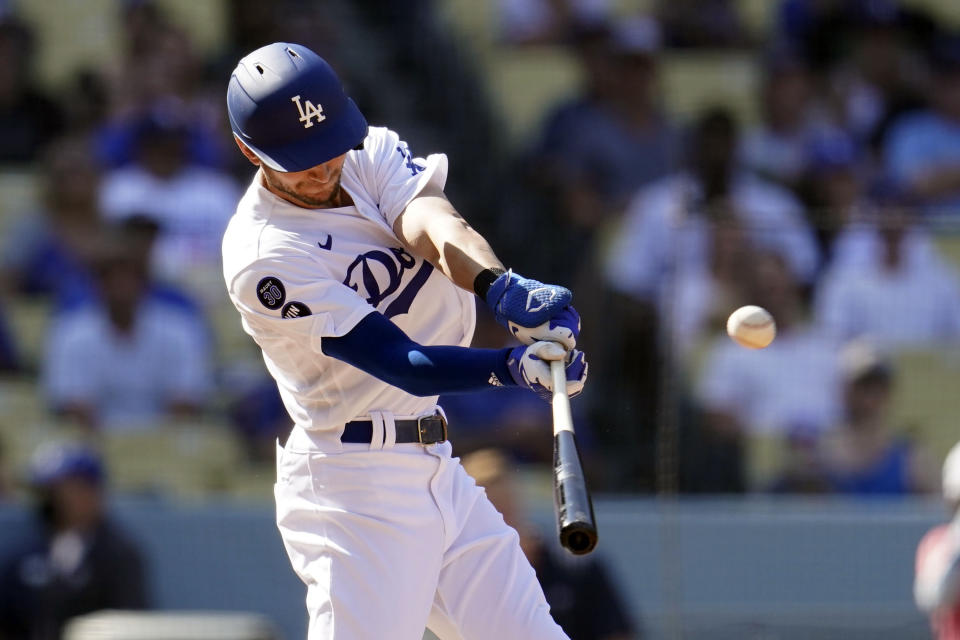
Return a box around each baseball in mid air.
[726,305,776,349]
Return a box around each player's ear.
[234,136,262,167]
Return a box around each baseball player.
[915,440,960,638]
[223,43,588,639]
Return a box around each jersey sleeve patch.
[281,301,311,319]
[256,277,287,310]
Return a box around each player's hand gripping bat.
[550,358,598,555]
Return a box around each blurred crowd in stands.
[0,0,959,505]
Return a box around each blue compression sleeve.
[320,312,516,396]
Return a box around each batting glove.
[506,341,588,402]
[486,271,579,350]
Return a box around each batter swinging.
[223,43,588,639]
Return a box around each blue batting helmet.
[29,441,104,488]
[227,42,368,172]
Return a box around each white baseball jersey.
[222,127,476,443]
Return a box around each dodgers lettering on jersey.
[222,127,475,441]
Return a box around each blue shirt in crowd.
[886,111,960,217]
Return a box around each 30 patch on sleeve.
[257,277,286,310]
[281,301,311,319]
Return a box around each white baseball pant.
[274,429,569,640]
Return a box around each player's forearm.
[395,193,504,292]
[321,312,515,396]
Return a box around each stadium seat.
[6,298,52,371]
[889,348,960,462]
[100,421,245,498]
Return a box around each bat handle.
[550,359,574,435]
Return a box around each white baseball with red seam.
[726,305,776,349]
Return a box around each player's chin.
[294,184,341,207]
[315,178,344,195]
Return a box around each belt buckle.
[417,413,448,444]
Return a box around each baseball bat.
[550,358,598,555]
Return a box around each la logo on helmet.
[291,95,326,128]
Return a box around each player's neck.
[260,171,355,210]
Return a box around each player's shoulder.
[223,175,318,281]
[223,176,271,279]
[227,250,343,324]
[347,125,403,166]
[363,125,401,149]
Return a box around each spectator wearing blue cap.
[885,35,960,218]
[0,442,148,640]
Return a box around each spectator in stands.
[768,421,834,494]
[697,251,840,441]
[535,16,681,219]
[98,107,240,292]
[512,16,681,283]
[821,341,937,495]
[799,132,868,267]
[97,3,225,170]
[1,136,102,306]
[0,441,149,640]
[603,109,819,346]
[815,206,960,348]
[461,448,637,640]
[777,0,918,73]
[826,2,928,150]
[1,134,207,320]
[0,15,65,164]
[42,232,212,431]
[655,0,748,49]
[665,215,753,355]
[885,36,960,218]
[740,45,832,191]
[915,440,960,638]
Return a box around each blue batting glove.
[486,271,579,349]
[506,341,588,402]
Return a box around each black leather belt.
[341,413,448,445]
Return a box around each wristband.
[473,267,506,302]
